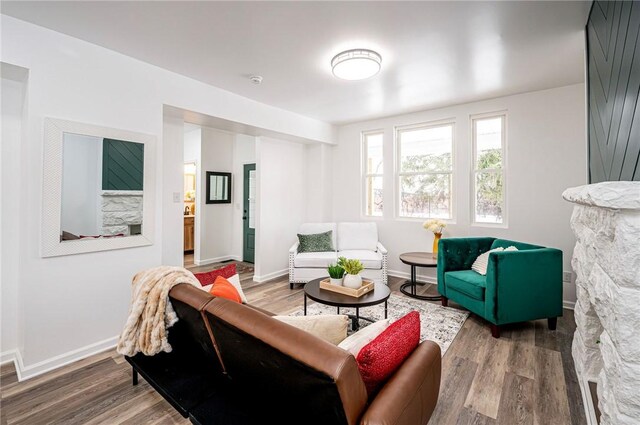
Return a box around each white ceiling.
[2,1,590,125]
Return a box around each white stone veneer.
[563,181,640,425]
[100,190,143,236]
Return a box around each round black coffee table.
[304,278,391,330]
[399,252,441,301]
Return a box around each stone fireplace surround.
[100,190,143,236]
[563,182,640,425]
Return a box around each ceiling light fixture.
[250,75,263,84]
[331,49,382,80]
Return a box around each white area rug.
[291,294,469,355]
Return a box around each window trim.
[470,111,508,228]
[394,119,456,221]
[361,129,385,218]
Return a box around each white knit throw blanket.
[117,266,201,357]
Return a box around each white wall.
[332,84,587,305]
[1,72,26,362]
[196,127,235,264]
[60,134,101,236]
[305,143,333,222]
[183,128,200,163]
[231,133,257,260]
[254,137,307,282]
[0,15,335,378]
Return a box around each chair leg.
[132,368,139,386]
[441,297,448,307]
[290,281,294,290]
[548,317,557,331]
[490,324,500,338]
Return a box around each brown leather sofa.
[126,283,441,425]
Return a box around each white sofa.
[288,222,388,288]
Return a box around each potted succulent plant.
[340,258,365,289]
[327,263,345,286]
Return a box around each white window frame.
[395,120,456,221]
[362,130,384,218]
[471,112,507,227]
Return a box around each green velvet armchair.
[437,237,563,338]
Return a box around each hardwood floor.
[0,266,585,425]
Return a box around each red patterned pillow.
[356,311,420,396]
[193,264,237,286]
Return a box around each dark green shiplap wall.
[587,1,640,182]
[102,138,144,190]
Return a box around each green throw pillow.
[298,231,334,253]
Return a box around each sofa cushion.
[356,311,420,396]
[298,230,334,253]
[337,222,378,251]
[338,250,383,269]
[338,319,391,356]
[274,315,349,345]
[298,223,337,248]
[201,274,247,304]
[209,276,242,303]
[193,264,237,286]
[444,270,486,301]
[471,247,504,275]
[294,251,338,268]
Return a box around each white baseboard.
[388,270,576,310]
[194,255,241,266]
[10,335,118,382]
[254,268,288,283]
[1,349,18,365]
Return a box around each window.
[363,131,384,216]
[397,122,454,219]
[472,114,506,224]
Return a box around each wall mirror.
[42,118,155,257]
[205,171,231,204]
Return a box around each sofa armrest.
[376,242,388,255]
[289,241,300,254]
[437,237,494,297]
[360,341,441,425]
[484,248,563,324]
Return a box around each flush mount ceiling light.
[331,49,382,80]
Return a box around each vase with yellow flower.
[423,219,446,259]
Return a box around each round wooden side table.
[399,252,441,301]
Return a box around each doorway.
[243,163,256,263]
[183,162,196,266]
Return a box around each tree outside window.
[397,123,454,219]
[473,115,505,224]
[363,132,384,216]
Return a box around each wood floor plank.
[457,407,497,425]
[455,316,492,364]
[534,320,560,352]
[0,350,114,398]
[533,347,572,425]
[84,386,167,425]
[507,341,536,380]
[496,372,534,425]
[3,358,122,422]
[464,337,511,419]
[119,400,178,425]
[428,356,478,424]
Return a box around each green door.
[243,164,256,263]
